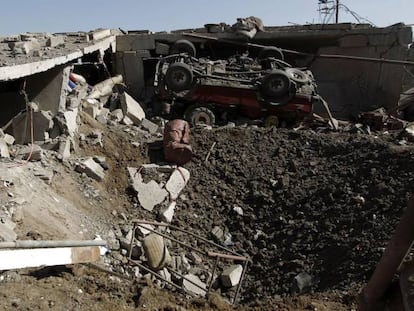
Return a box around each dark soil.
[175,127,414,302]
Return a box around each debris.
[141,163,176,174]
[141,118,159,134]
[166,167,190,200]
[88,29,111,41]
[110,109,124,122]
[293,272,313,294]
[83,99,100,119]
[46,35,65,47]
[63,109,79,137]
[160,201,176,223]
[221,264,243,287]
[188,251,203,265]
[211,226,224,242]
[233,206,244,216]
[0,139,10,158]
[128,167,168,211]
[58,137,71,160]
[402,123,414,142]
[33,168,54,184]
[12,110,53,144]
[75,157,105,181]
[182,274,207,296]
[120,92,145,125]
[96,107,110,124]
[137,224,155,237]
[142,233,171,270]
[122,115,134,125]
[1,133,15,145]
[0,218,17,241]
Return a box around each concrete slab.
[221,264,243,287]
[166,167,190,200]
[128,167,168,211]
[15,144,43,161]
[120,92,145,125]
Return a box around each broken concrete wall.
[0,65,70,128]
[115,23,413,119]
[26,65,70,114]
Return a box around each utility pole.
[335,0,340,23]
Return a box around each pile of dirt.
[173,127,414,302]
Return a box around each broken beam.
[0,246,101,270]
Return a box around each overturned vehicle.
[153,41,321,127]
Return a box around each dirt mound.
[175,127,414,301]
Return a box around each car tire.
[258,47,284,61]
[185,106,216,126]
[170,39,196,57]
[165,63,194,92]
[260,70,291,99]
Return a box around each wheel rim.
[193,111,212,125]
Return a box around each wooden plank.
[0,246,101,270]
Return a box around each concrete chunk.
[75,157,105,181]
[96,107,110,124]
[63,108,78,137]
[110,109,124,122]
[120,92,145,125]
[3,134,15,145]
[141,118,159,134]
[128,167,168,211]
[160,201,176,223]
[183,274,207,296]
[221,264,243,288]
[166,168,190,200]
[58,137,71,160]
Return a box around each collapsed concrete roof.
[0,29,117,81]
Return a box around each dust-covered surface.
[1,118,413,310]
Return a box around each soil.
[1,117,413,310]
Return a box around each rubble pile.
[175,127,414,300]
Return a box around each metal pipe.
[233,260,249,305]
[0,240,107,249]
[357,197,414,311]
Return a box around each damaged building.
[1,19,414,311]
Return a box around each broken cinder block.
[160,201,176,223]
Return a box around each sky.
[0,0,413,35]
